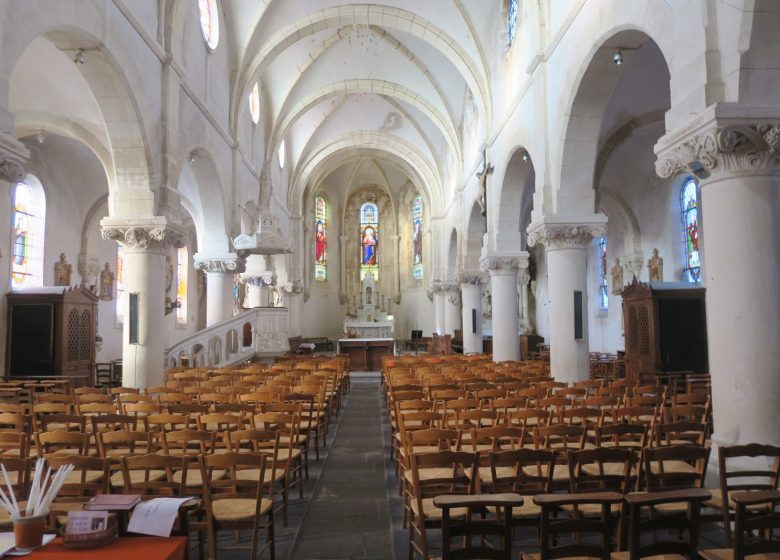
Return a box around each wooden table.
[22,536,187,559]
[337,338,394,371]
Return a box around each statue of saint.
[232,275,242,316]
[648,248,664,282]
[99,263,114,301]
[54,253,72,286]
[611,258,624,295]
[475,148,493,227]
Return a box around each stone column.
[193,254,246,327]
[101,218,184,389]
[427,280,445,335]
[391,234,401,302]
[518,265,531,332]
[457,273,483,354]
[443,282,462,336]
[241,271,275,308]
[528,220,606,382]
[480,255,526,362]
[656,115,780,448]
[281,282,304,336]
[339,235,348,303]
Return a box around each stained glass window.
[278,140,285,169]
[176,246,189,325]
[360,202,379,281]
[314,195,328,282]
[597,236,608,310]
[115,244,125,326]
[507,0,519,46]
[198,0,220,50]
[411,195,423,280]
[10,176,45,289]
[248,82,260,125]
[681,178,701,282]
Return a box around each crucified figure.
[476,148,493,232]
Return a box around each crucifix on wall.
[476,148,493,235]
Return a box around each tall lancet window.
[360,202,379,281]
[10,175,46,289]
[198,0,220,50]
[507,0,519,46]
[681,178,701,282]
[314,195,328,282]
[176,246,189,326]
[115,244,125,326]
[411,195,423,280]
[597,236,608,311]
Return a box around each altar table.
[22,536,187,560]
[337,338,395,371]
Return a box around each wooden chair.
[700,490,780,560]
[35,430,89,458]
[0,431,28,458]
[709,443,780,546]
[408,450,479,560]
[160,428,219,493]
[435,493,524,560]
[0,456,29,527]
[252,411,305,502]
[526,492,623,560]
[121,453,187,497]
[198,452,275,560]
[614,488,711,560]
[96,429,158,489]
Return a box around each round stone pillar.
[428,281,445,335]
[458,274,483,354]
[194,255,246,327]
[282,282,304,337]
[656,118,780,448]
[101,220,184,389]
[528,221,605,382]
[480,255,525,362]
[443,283,461,336]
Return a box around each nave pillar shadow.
[101,217,185,389]
[479,254,527,362]
[656,109,780,450]
[528,218,606,382]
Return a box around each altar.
[343,275,394,338]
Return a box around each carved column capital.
[426,279,444,301]
[280,282,304,295]
[0,133,29,183]
[242,272,275,286]
[100,217,185,253]
[455,271,482,286]
[527,220,606,250]
[656,113,780,179]
[443,282,461,305]
[479,254,528,277]
[193,254,246,275]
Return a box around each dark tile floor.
[192,373,729,560]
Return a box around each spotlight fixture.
[521,152,529,162]
[36,130,47,144]
[188,153,195,164]
[74,49,85,64]
[612,50,623,65]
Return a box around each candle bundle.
[0,459,74,520]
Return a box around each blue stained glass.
[411,196,423,280]
[360,202,379,281]
[507,0,519,46]
[681,178,701,282]
[598,236,608,310]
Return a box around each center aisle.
[289,374,394,560]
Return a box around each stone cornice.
[0,133,29,183]
[527,220,606,250]
[655,106,780,179]
[193,254,246,275]
[479,254,528,276]
[100,217,185,252]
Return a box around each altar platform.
[337,338,395,371]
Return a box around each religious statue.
[54,253,72,286]
[232,275,242,316]
[366,286,373,305]
[362,226,377,265]
[99,263,114,301]
[611,258,624,295]
[475,148,493,227]
[648,248,664,282]
[165,255,174,296]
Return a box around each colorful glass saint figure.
[314,196,328,281]
[681,178,701,282]
[360,201,379,280]
[362,226,377,265]
[411,195,423,280]
[315,220,326,263]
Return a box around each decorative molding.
[479,255,528,276]
[0,133,29,183]
[100,218,185,252]
[426,280,443,301]
[455,272,482,286]
[656,119,780,179]
[242,272,275,287]
[527,222,607,250]
[193,254,246,275]
[518,267,531,286]
[280,282,304,295]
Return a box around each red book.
[84,494,141,511]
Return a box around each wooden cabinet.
[5,287,98,386]
[621,280,708,382]
[337,338,394,372]
[520,334,544,359]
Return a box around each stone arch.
[4,26,156,217]
[464,201,484,271]
[176,148,230,255]
[556,29,671,216]
[231,5,490,141]
[496,147,535,251]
